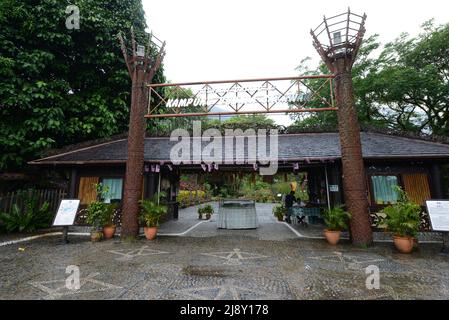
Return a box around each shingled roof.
[29,132,449,165]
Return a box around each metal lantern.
[311,8,367,72]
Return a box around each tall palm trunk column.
[121,66,146,238]
[334,59,372,245]
[311,9,373,246]
[118,31,166,239]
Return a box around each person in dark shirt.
[284,191,296,223]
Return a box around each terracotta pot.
[91,230,103,242]
[144,226,158,240]
[393,235,414,253]
[206,214,211,220]
[324,229,341,245]
[103,225,116,239]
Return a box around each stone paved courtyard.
[0,203,448,300]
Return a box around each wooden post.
[118,31,166,239]
[311,9,373,246]
[333,59,372,245]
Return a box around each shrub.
[0,199,51,233]
[322,205,351,231]
[379,187,421,237]
[273,204,286,220]
[139,194,167,228]
[86,202,111,229]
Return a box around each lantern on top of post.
[311,8,373,246]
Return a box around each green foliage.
[0,0,165,170]
[139,194,167,228]
[379,187,421,237]
[322,205,351,231]
[273,204,286,220]
[290,21,449,136]
[0,190,51,233]
[198,204,214,215]
[177,190,206,208]
[86,202,115,229]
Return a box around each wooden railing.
[0,189,67,215]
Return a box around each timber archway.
[119,8,373,245]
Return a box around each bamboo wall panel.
[402,173,431,205]
[78,177,99,204]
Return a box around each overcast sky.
[141,0,448,124]
[142,0,448,82]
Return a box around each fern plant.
[322,205,351,231]
[0,201,50,233]
[379,186,421,237]
[139,193,167,228]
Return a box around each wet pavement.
[0,203,448,300]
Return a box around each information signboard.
[425,200,449,232]
[52,199,80,227]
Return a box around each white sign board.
[329,185,339,192]
[425,200,449,232]
[53,199,80,226]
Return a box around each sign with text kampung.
[53,199,80,227]
[146,75,336,118]
[425,200,449,232]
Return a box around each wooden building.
[29,130,449,229]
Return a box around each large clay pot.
[103,225,116,240]
[91,230,103,242]
[324,229,341,245]
[144,226,158,240]
[393,235,414,253]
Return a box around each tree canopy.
[291,20,449,136]
[0,0,165,170]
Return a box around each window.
[371,175,399,205]
[102,178,123,204]
[78,177,123,205]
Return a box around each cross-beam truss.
[145,75,336,118]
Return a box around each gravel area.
[0,202,448,300]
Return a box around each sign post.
[425,200,449,253]
[53,199,80,243]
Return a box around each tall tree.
[290,21,449,136]
[0,0,165,170]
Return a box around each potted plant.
[102,203,117,240]
[197,206,204,220]
[379,187,421,253]
[322,205,351,245]
[86,201,106,242]
[201,204,214,220]
[139,194,167,240]
[273,204,286,222]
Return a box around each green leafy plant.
[86,202,107,229]
[198,204,214,219]
[322,205,351,231]
[139,193,167,228]
[379,186,421,237]
[0,201,51,233]
[199,204,214,215]
[273,204,286,220]
[101,203,117,227]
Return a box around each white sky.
[142,0,448,124]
